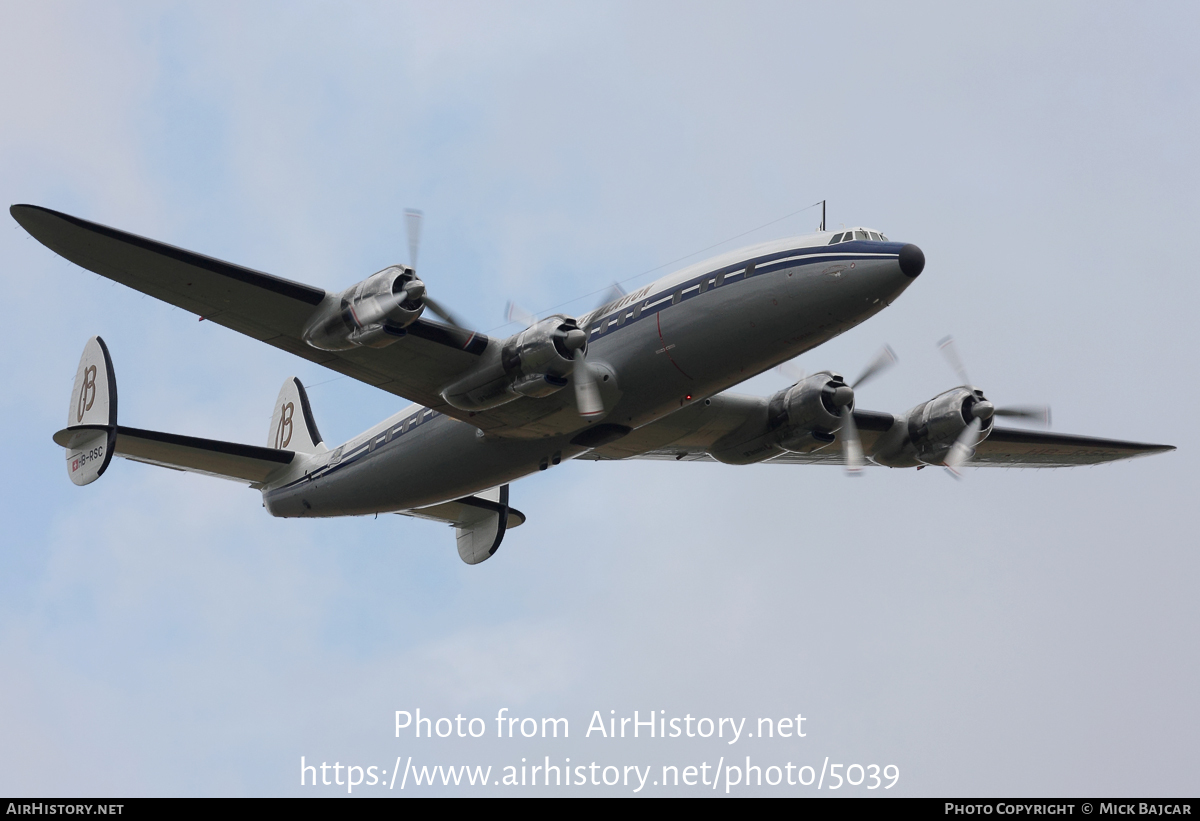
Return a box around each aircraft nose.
[899,244,925,278]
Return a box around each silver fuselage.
[263,233,919,517]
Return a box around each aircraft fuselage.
[262,235,922,517]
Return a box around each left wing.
[12,204,499,427]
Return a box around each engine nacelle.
[303,266,425,351]
[772,371,852,451]
[709,372,850,465]
[873,387,995,467]
[442,316,584,412]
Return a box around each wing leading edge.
[12,204,495,423]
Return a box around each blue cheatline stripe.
[265,240,903,499]
[585,241,901,338]
[265,405,449,495]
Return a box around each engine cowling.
[772,371,853,450]
[874,387,995,467]
[908,387,995,464]
[303,266,426,351]
[709,372,851,465]
[442,316,586,411]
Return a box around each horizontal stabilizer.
[53,425,295,485]
[400,485,525,565]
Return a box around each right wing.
[965,428,1174,467]
[13,204,499,426]
[576,393,1173,468]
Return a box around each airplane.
[12,204,1174,565]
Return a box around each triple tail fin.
[268,378,326,454]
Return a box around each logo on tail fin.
[275,402,295,449]
[76,365,97,423]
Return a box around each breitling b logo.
[275,401,295,449]
[76,365,97,423]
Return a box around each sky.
[1,0,1197,797]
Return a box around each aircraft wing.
[577,395,1173,468]
[955,428,1174,467]
[13,204,495,425]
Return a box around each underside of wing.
[575,392,1173,469]
[966,428,1175,467]
[13,204,494,422]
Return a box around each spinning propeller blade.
[944,417,984,478]
[937,335,971,386]
[398,207,467,329]
[839,404,863,474]
[405,209,423,271]
[505,301,538,327]
[852,344,898,390]
[572,347,604,418]
[835,345,897,475]
[994,405,1052,426]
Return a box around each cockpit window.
[829,228,889,244]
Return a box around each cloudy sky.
[1,1,1196,797]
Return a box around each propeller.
[935,336,1051,475]
[402,208,467,329]
[776,346,897,474]
[405,208,423,271]
[501,305,604,419]
[557,326,604,418]
[775,360,805,384]
[505,300,538,328]
[851,344,898,392]
[595,281,627,310]
[836,344,897,474]
[936,336,1051,426]
[943,417,984,479]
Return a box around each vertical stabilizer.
[57,336,118,485]
[268,377,326,453]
